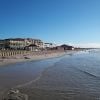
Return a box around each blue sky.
[0,0,100,47]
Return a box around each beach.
[0,51,65,66]
[0,50,78,99]
[2,50,97,100]
[0,50,75,67]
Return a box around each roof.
[61,44,73,48]
[5,38,25,41]
[45,43,53,45]
[29,44,37,46]
[0,39,4,41]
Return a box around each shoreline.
[0,50,76,67]
[0,50,79,99]
[16,50,90,100]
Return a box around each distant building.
[5,38,25,50]
[25,38,34,46]
[33,39,43,48]
[2,38,44,50]
[25,44,39,51]
[24,38,43,48]
[44,43,56,49]
[56,46,64,51]
[0,40,5,50]
[60,44,74,50]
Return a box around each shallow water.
[29,50,100,100]
[1,50,100,100]
[0,57,64,88]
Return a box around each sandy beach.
[0,50,75,67]
[0,50,80,100]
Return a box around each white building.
[44,43,56,49]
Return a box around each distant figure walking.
[2,88,28,100]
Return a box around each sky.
[0,0,100,47]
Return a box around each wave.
[74,67,99,79]
[81,70,97,78]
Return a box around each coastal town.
[0,38,74,58]
[0,38,75,50]
[0,38,76,67]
